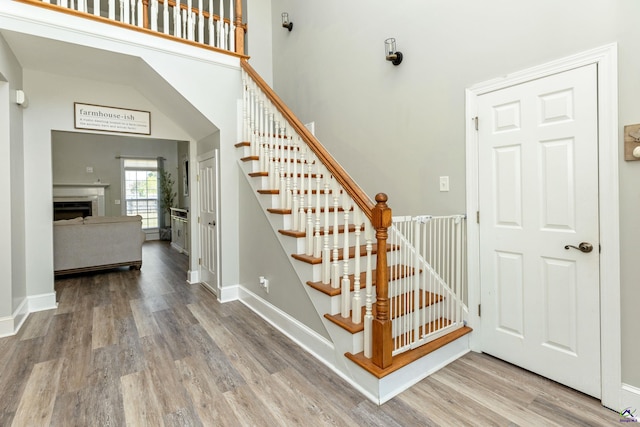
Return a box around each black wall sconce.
[282,12,293,31]
[385,38,403,65]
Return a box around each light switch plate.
[439,176,450,192]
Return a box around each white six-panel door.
[198,155,218,293]
[478,64,601,397]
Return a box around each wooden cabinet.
[170,208,189,254]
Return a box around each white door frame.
[465,44,620,409]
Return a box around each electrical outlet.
[439,176,450,192]
[259,276,270,293]
[86,166,94,173]
[114,199,121,205]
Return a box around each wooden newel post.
[234,0,244,55]
[371,193,393,369]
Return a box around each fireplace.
[52,183,108,220]
[53,200,93,220]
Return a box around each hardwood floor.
[0,241,616,426]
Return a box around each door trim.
[465,44,620,409]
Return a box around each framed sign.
[74,102,151,135]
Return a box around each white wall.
[268,0,640,388]
[0,34,26,329]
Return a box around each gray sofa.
[53,215,145,276]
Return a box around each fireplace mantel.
[53,183,110,217]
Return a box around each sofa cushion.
[53,217,84,226]
[83,215,143,224]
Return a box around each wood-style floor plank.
[0,241,617,426]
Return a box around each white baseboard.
[187,269,199,284]
[29,292,57,312]
[621,383,640,415]
[0,297,28,338]
[218,284,240,303]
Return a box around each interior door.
[198,155,218,292]
[478,64,601,397]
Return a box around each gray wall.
[52,131,184,218]
[238,169,329,339]
[267,0,640,387]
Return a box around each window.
[123,158,158,229]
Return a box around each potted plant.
[159,169,176,240]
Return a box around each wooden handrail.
[16,0,249,59]
[240,59,376,220]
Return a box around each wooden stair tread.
[324,290,443,334]
[250,171,321,178]
[258,188,335,195]
[279,224,358,238]
[345,326,473,379]
[267,206,350,215]
[292,243,397,265]
[235,142,250,148]
[306,265,416,296]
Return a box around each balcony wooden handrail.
[240,59,376,220]
[16,0,248,57]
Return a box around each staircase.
[237,59,472,404]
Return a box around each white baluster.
[258,100,265,172]
[150,0,158,32]
[296,146,306,233]
[60,0,69,8]
[224,22,229,50]
[284,130,292,211]
[305,154,315,256]
[162,0,169,33]
[182,9,187,39]
[186,0,193,39]
[291,142,300,231]
[136,0,143,26]
[109,0,115,20]
[93,0,99,16]
[228,0,235,51]
[331,180,340,288]
[363,220,374,358]
[207,0,214,45]
[197,0,204,43]
[174,0,181,38]
[268,113,276,189]
[341,194,352,318]
[313,164,322,258]
[321,175,331,285]
[352,207,362,324]
[217,0,224,49]
[122,0,129,24]
[78,0,86,13]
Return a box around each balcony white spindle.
[321,175,331,285]
[186,0,193,39]
[182,9,187,39]
[331,179,340,289]
[341,193,351,318]
[363,220,374,358]
[162,0,169,33]
[122,0,129,24]
[60,0,69,8]
[258,100,266,172]
[150,0,158,32]
[136,0,142,26]
[352,207,362,324]
[78,0,86,13]
[249,89,256,156]
[109,0,115,20]
[207,0,214,45]
[228,0,235,52]
[174,0,181,38]
[217,0,224,49]
[93,0,100,16]
[197,0,204,43]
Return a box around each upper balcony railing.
[17,0,247,56]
